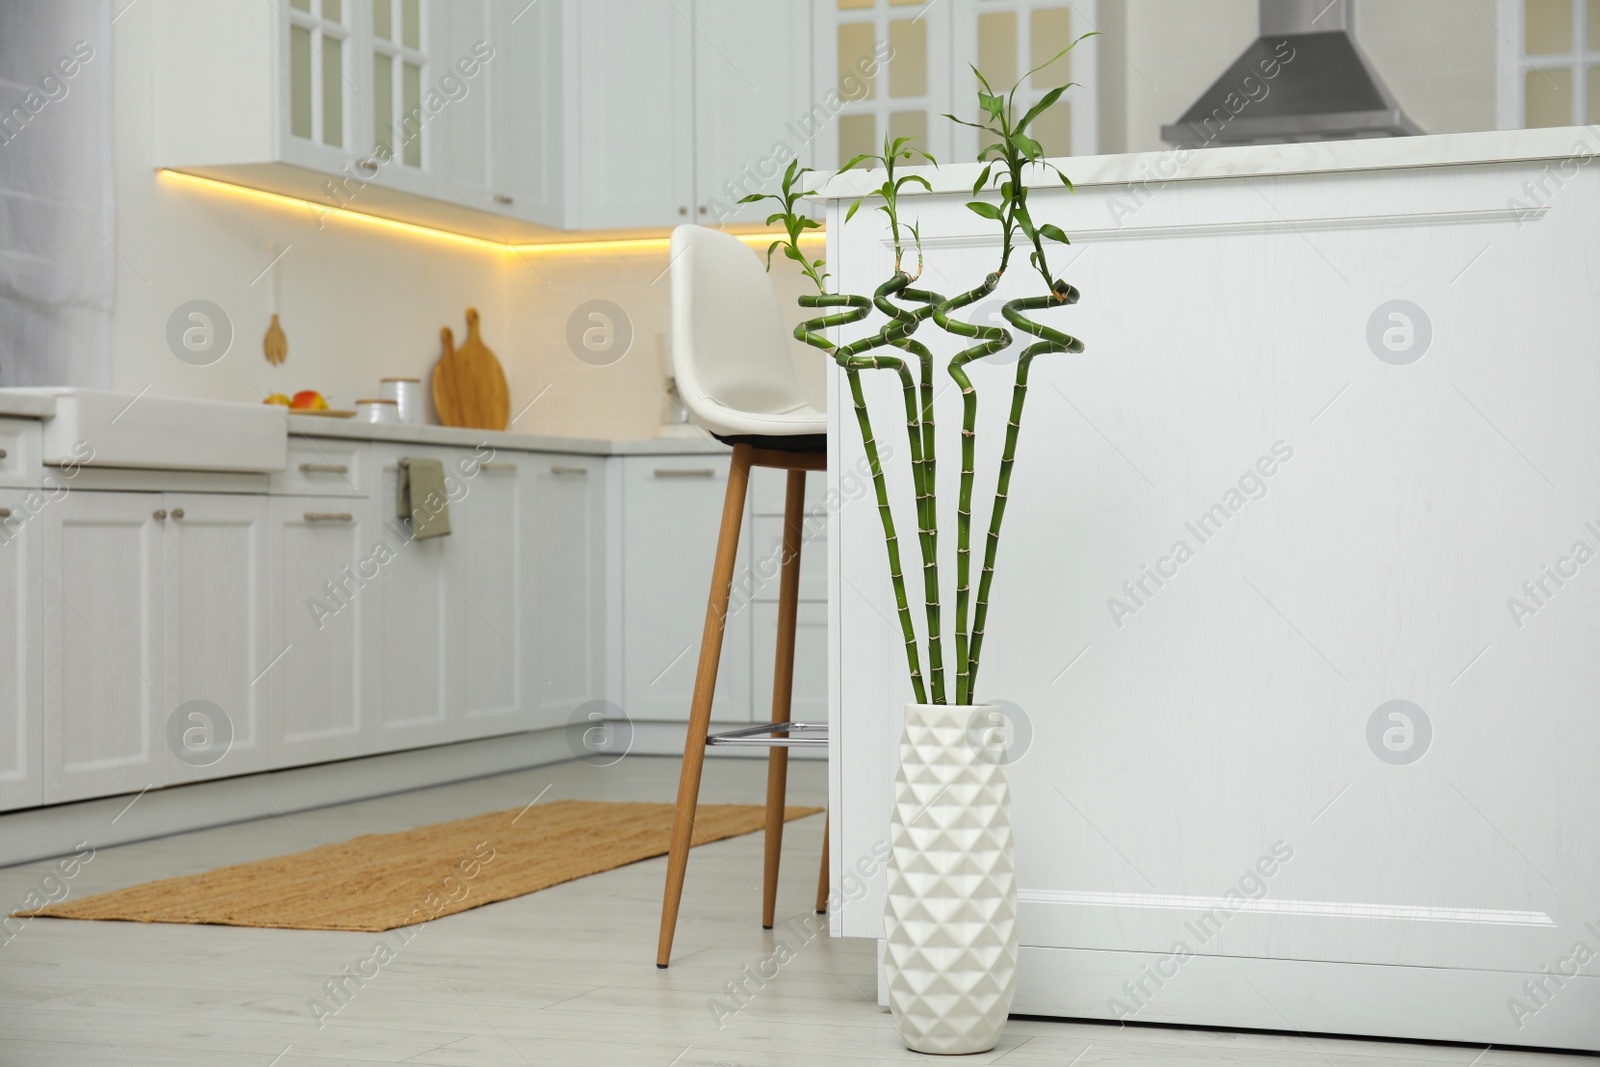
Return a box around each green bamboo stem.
[932,272,1009,705]
[965,281,1082,695]
[878,279,949,704]
[797,292,929,705]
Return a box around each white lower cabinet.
[368,447,462,753]
[12,441,768,810]
[751,600,827,725]
[163,494,272,784]
[455,452,534,738]
[268,496,378,766]
[41,493,166,804]
[622,456,751,723]
[0,490,40,811]
[531,456,606,729]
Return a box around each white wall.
[109,5,821,443]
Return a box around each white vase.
[882,701,1017,1054]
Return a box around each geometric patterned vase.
[883,702,1017,1054]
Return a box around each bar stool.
[656,225,829,968]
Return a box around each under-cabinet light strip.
[158,170,824,254]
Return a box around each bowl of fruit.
[263,391,352,417]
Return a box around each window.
[285,0,351,148]
[817,0,1098,169]
[371,0,426,168]
[1498,0,1600,127]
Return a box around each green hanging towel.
[397,458,452,540]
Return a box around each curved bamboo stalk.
[877,279,949,704]
[796,292,930,705]
[965,282,1082,696]
[932,273,1009,706]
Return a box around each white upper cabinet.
[153,0,816,236]
[569,0,695,230]
[153,0,520,239]
[691,0,813,227]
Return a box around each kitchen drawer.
[749,514,826,603]
[269,439,370,497]
[0,419,41,489]
[750,465,826,516]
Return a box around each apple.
[263,393,291,407]
[290,390,328,411]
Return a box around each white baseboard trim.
[0,719,822,869]
[874,941,1600,1052]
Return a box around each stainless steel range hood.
[1161,0,1421,149]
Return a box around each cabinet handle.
[170,508,185,519]
[677,206,688,216]
[0,508,10,519]
[654,468,714,478]
[299,463,349,474]
[153,509,167,520]
[479,462,516,471]
[697,205,707,215]
[304,512,353,523]
[493,193,514,205]
[550,465,588,476]
[0,449,7,459]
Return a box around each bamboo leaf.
[966,201,1003,220]
[765,240,780,268]
[845,198,864,223]
[972,163,994,196]
[978,90,1004,120]
[1039,222,1071,244]
[738,192,768,205]
[1017,84,1069,134]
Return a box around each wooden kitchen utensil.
[431,308,510,430]
[263,313,287,365]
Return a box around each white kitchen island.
[820,128,1600,1050]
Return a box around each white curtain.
[0,0,112,388]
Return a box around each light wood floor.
[0,755,1591,1066]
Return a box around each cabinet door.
[0,491,40,811]
[622,456,751,723]
[573,0,694,229]
[752,600,827,725]
[430,0,497,210]
[269,497,377,765]
[164,494,273,784]
[367,449,460,753]
[493,0,566,226]
[691,0,813,225]
[531,455,606,728]
[455,452,531,738]
[42,493,166,804]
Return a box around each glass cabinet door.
[285,0,351,150]
[370,0,428,169]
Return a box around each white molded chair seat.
[669,225,826,443]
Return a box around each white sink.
[4,388,287,473]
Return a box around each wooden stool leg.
[815,810,829,914]
[656,444,753,968]
[762,470,807,928]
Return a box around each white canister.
[355,398,400,425]
[380,377,425,425]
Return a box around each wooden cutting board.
[432,308,510,430]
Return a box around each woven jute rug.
[15,799,821,932]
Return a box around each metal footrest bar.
[705,722,828,749]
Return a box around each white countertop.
[0,392,58,419]
[284,415,729,456]
[814,126,1599,200]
